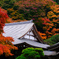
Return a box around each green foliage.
[34,18,44,32]
[1,0,16,9]
[16,47,44,59]
[44,34,59,45]
[13,5,19,10]
[53,0,59,4]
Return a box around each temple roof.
[3,20,44,43]
[12,39,50,49]
[3,22,34,39]
[48,42,59,51]
[3,20,50,49]
[2,20,58,56]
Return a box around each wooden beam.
[33,25,45,43]
[26,34,35,37]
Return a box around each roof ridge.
[5,20,33,26]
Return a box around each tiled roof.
[3,22,34,39]
[5,20,33,26]
[12,39,50,49]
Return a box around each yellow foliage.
[50,5,59,13]
[47,11,57,18]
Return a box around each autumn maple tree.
[38,4,59,39]
[41,17,59,38]
[0,7,18,56]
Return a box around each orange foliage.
[46,5,59,38]
[0,7,18,56]
[42,17,59,38]
[38,32,47,40]
[6,18,13,23]
[50,5,59,13]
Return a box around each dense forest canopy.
[0,0,59,39]
[0,0,59,58]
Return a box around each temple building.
[2,20,59,59]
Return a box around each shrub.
[44,34,59,45]
[16,47,44,59]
